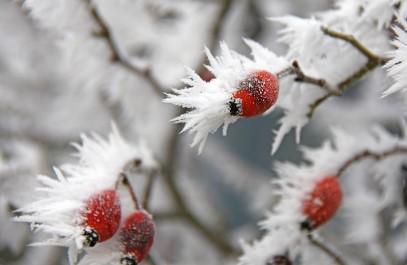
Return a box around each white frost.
[164,42,288,153]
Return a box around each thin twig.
[321,27,385,64]
[85,0,163,97]
[153,211,184,221]
[160,0,238,255]
[337,146,407,177]
[279,26,387,119]
[119,172,141,210]
[142,169,158,211]
[307,58,380,118]
[308,234,347,265]
[290,61,338,94]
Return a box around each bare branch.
[160,0,238,256]
[85,1,163,97]
[142,169,158,211]
[290,61,338,94]
[304,26,387,118]
[337,146,407,177]
[321,27,385,64]
[306,58,380,118]
[153,211,184,221]
[308,234,347,265]
[118,172,141,210]
[279,26,386,119]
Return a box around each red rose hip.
[82,189,121,247]
[120,210,155,265]
[229,70,279,117]
[301,176,342,230]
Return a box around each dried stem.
[86,0,237,255]
[142,169,158,211]
[118,172,141,210]
[153,211,184,221]
[307,57,382,118]
[160,0,238,255]
[305,27,387,118]
[321,27,385,64]
[86,0,163,97]
[280,26,387,119]
[337,146,407,177]
[308,234,347,265]
[290,61,338,94]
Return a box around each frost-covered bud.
[119,210,155,265]
[229,71,279,117]
[81,189,121,247]
[302,176,342,229]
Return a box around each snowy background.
[1,0,407,265]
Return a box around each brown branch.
[142,169,158,211]
[159,0,238,256]
[337,146,407,177]
[85,1,163,97]
[306,58,380,118]
[304,27,387,118]
[308,234,347,265]
[153,211,184,221]
[118,172,141,210]
[275,26,387,119]
[196,0,232,73]
[321,27,385,64]
[290,61,338,94]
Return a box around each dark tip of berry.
[266,255,293,265]
[133,159,142,167]
[300,220,313,231]
[228,98,241,116]
[401,164,407,173]
[120,255,138,265]
[82,227,99,247]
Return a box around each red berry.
[119,210,155,264]
[82,189,121,247]
[302,176,342,229]
[229,70,279,117]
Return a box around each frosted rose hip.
[120,210,155,265]
[302,176,342,229]
[82,189,121,247]
[229,70,279,117]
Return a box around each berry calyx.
[266,255,293,265]
[82,189,121,247]
[229,70,279,117]
[119,210,155,264]
[302,176,342,229]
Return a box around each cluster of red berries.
[81,189,155,265]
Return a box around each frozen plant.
[1,0,407,265]
[16,126,158,265]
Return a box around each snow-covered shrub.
[1,0,407,265]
